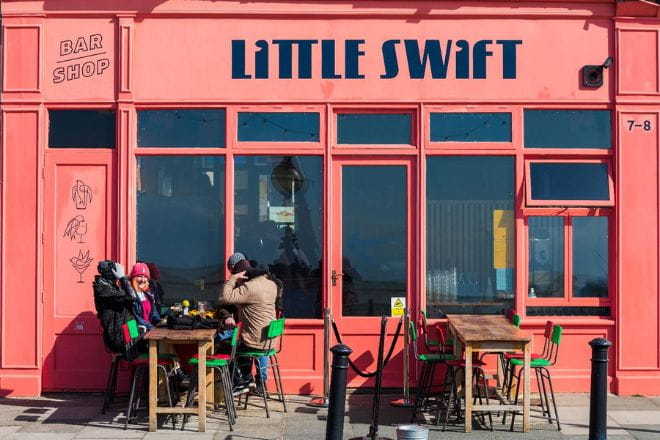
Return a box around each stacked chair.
[183,325,241,431]
[505,323,563,431]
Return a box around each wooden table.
[446,314,532,433]
[145,328,216,432]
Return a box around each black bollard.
[326,344,353,440]
[589,338,612,440]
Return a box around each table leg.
[148,340,158,432]
[198,341,207,432]
[523,342,531,432]
[206,342,214,409]
[465,344,473,433]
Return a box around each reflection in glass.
[136,156,225,304]
[528,216,564,298]
[234,156,323,318]
[238,112,320,142]
[137,110,226,148]
[426,157,515,317]
[530,163,610,201]
[524,110,611,149]
[49,110,116,148]
[573,217,608,297]
[337,113,412,144]
[430,113,512,142]
[342,166,406,316]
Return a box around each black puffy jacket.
[93,275,138,359]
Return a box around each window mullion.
[565,216,573,302]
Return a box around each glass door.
[330,157,414,386]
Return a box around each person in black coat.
[93,260,139,360]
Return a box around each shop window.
[526,161,613,206]
[337,113,412,145]
[48,110,115,148]
[528,217,564,298]
[524,110,611,149]
[234,156,323,319]
[527,215,609,303]
[136,156,225,305]
[430,112,511,142]
[342,165,407,317]
[137,109,226,148]
[572,217,608,298]
[237,112,320,142]
[426,156,515,317]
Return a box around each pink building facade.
[2,0,660,397]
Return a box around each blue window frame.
[528,162,612,204]
[238,112,320,142]
[49,110,116,148]
[137,109,226,148]
[524,110,611,149]
[430,112,512,142]
[337,113,412,145]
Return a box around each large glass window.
[426,156,515,317]
[238,112,320,142]
[234,156,323,318]
[524,110,611,149]
[342,166,407,317]
[430,112,512,142]
[136,156,225,304]
[49,110,115,148]
[137,110,226,148]
[528,217,564,298]
[337,113,412,144]
[573,217,608,297]
[528,162,612,205]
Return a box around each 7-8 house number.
[627,120,653,132]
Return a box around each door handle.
[331,270,343,286]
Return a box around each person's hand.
[224,317,236,328]
[112,262,125,279]
[231,271,248,282]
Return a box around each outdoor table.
[446,314,532,433]
[145,328,217,432]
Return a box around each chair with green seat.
[236,317,287,418]
[410,320,456,423]
[507,324,563,431]
[183,324,240,431]
[420,310,442,352]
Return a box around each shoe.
[251,386,266,398]
[248,381,256,392]
[232,385,250,396]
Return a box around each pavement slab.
[1,392,659,439]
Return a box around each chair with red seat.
[441,355,493,431]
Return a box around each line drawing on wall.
[70,249,93,283]
[63,215,88,243]
[72,179,93,209]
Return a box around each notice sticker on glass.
[390,297,406,317]
[269,206,295,223]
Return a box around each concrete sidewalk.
[0,392,659,440]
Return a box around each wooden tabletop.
[144,327,217,342]
[446,314,531,343]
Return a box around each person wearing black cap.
[220,252,282,395]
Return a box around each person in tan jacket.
[219,252,282,395]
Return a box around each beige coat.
[219,274,278,349]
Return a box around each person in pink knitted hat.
[130,262,161,330]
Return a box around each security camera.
[582,57,614,88]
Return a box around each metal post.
[310,308,331,408]
[589,338,611,440]
[391,310,413,407]
[326,344,352,440]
